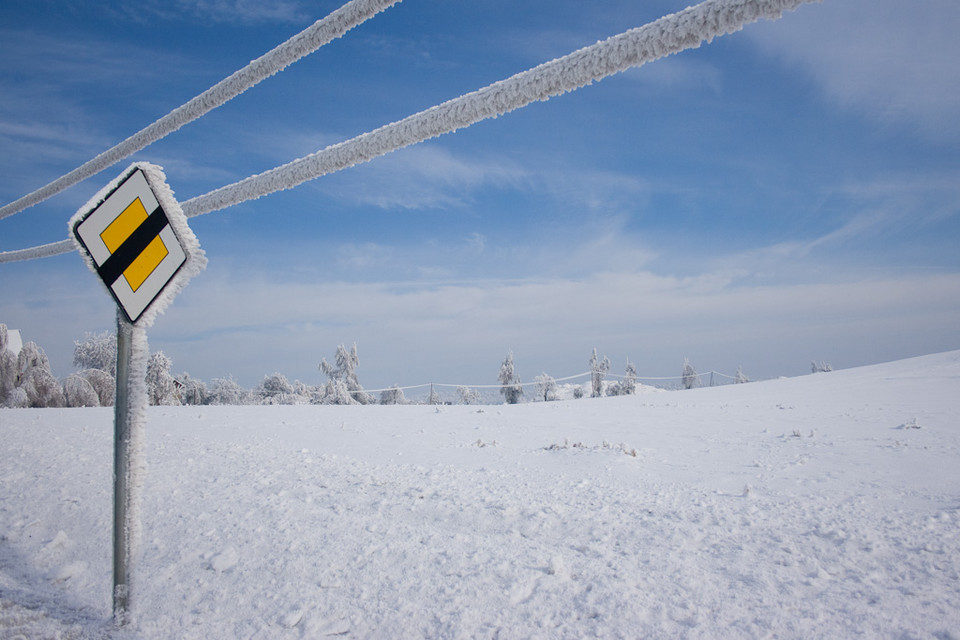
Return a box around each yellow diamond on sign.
[124,236,169,291]
[99,197,169,292]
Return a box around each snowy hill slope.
[2,351,959,638]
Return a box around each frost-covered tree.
[65,373,100,407]
[16,341,65,408]
[380,385,406,405]
[811,361,833,373]
[735,366,749,384]
[73,331,117,378]
[292,380,319,404]
[208,376,249,405]
[146,351,178,405]
[534,372,558,402]
[589,349,611,398]
[0,325,18,407]
[320,343,373,405]
[498,351,523,404]
[456,386,480,405]
[682,358,700,390]
[622,359,638,395]
[428,384,441,405]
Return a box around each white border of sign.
[73,169,188,324]
[69,162,206,328]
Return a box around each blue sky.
[2,0,959,392]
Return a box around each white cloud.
[314,144,531,211]
[136,0,309,24]
[748,0,960,139]
[149,260,960,390]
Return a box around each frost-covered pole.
[112,312,149,625]
[69,163,206,626]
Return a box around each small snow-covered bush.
[65,373,99,407]
[456,386,480,405]
[208,376,251,405]
[380,385,407,405]
[80,369,115,406]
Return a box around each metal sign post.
[69,162,205,625]
[112,314,134,622]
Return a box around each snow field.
[2,351,959,638]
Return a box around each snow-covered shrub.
[811,361,833,373]
[380,385,406,405]
[682,358,700,390]
[6,386,29,408]
[258,372,296,404]
[208,376,250,405]
[323,378,357,405]
[73,331,117,377]
[146,351,178,405]
[534,373,558,402]
[176,372,209,406]
[65,373,100,407]
[16,342,65,408]
[498,351,523,404]
[589,349,610,398]
[292,380,320,404]
[456,386,480,405]
[735,366,749,384]
[80,368,115,406]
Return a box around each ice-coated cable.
[0,0,819,264]
[0,0,402,223]
[179,0,818,218]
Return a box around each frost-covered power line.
[180,0,818,218]
[0,0,819,264]
[0,0,402,223]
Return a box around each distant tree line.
[1,324,757,408]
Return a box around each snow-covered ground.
[2,351,959,638]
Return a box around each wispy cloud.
[151,262,960,388]
[747,0,960,140]
[132,0,311,25]
[320,145,532,211]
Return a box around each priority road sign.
[68,162,205,624]
[71,164,201,325]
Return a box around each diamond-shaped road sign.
[71,164,203,325]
